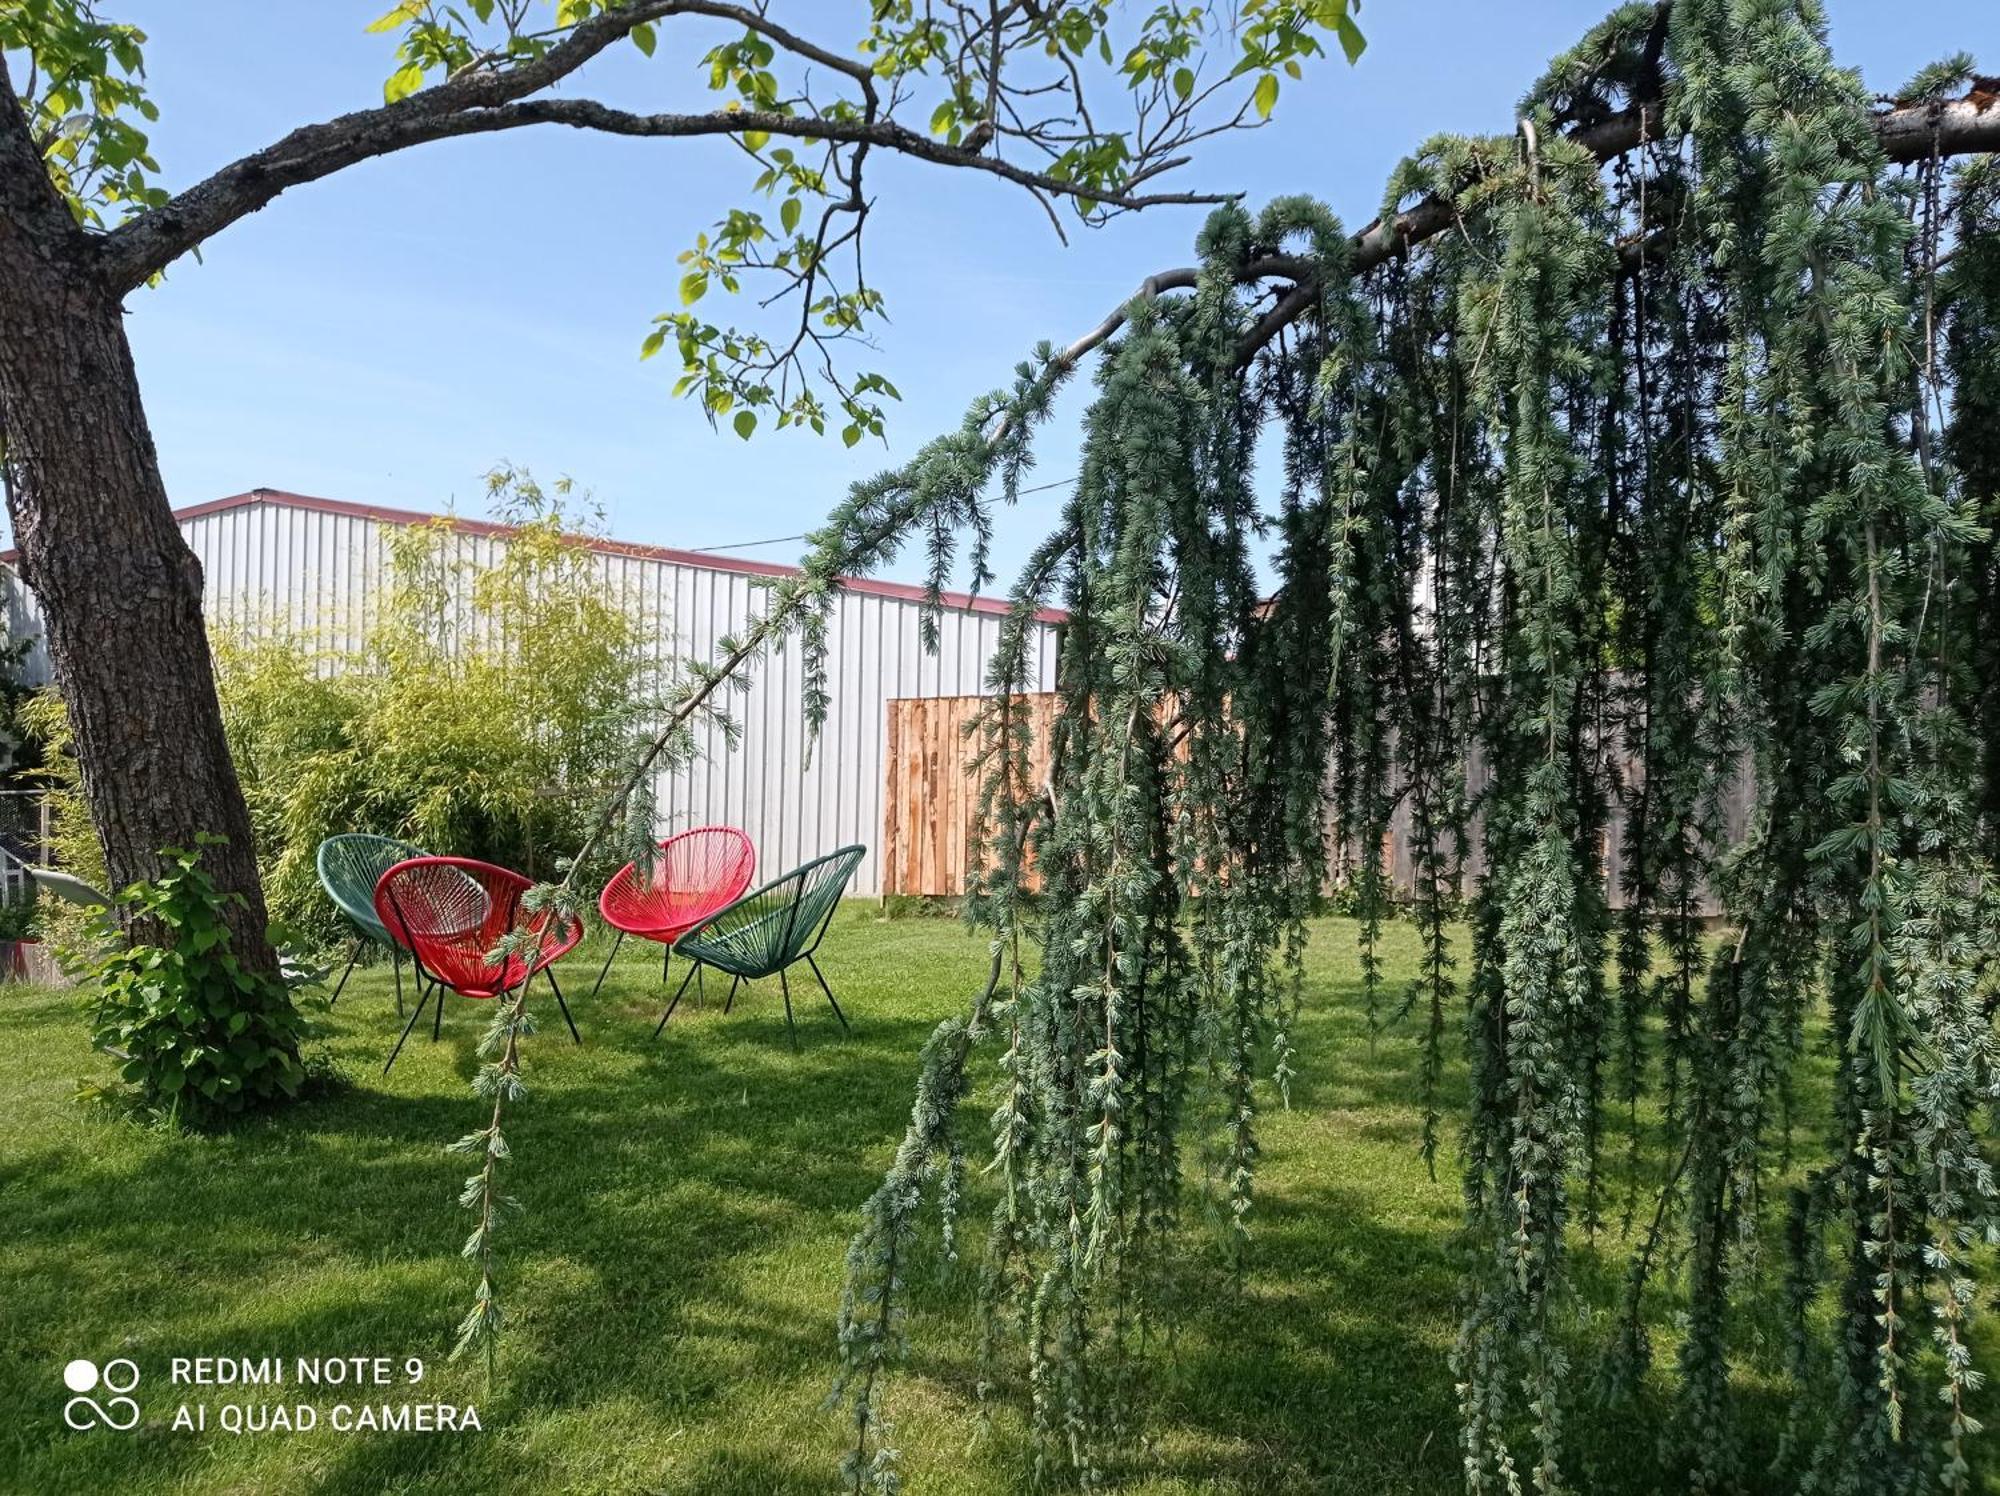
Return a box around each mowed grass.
[0,909,1992,1495]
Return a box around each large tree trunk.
[0,71,278,977]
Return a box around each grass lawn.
[0,909,1991,1494]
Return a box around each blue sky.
[75,1,1992,587]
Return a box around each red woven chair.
[589,826,756,1003]
[373,857,584,1074]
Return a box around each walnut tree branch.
[96,76,1235,295]
[91,0,1283,295]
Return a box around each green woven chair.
[316,833,427,1014]
[664,844,865,1048]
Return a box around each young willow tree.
[0,0,1365,985]
[556,3,1998,1491]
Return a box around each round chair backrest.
[373,857,506,951]
[689,844,864,974]
[374,857,582,997]
[779,844,866,958]
[317,834,427,941]
[600,825,755,937]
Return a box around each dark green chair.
[316,834,426,1014]
[664,844,865,1048]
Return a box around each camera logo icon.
[62,1358,141,1431]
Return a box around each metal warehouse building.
[0,488,1064,897]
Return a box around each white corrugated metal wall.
[2,494,1062,896]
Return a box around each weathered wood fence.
[880,691,1750,907]
[880,692,1059,898]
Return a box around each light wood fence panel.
[882,693,1057,897]
[881,691,1752,909]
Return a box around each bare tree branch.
[1873,95,2000,164]
[491,98,1237,210]
[94,10,1238,294]
[95,0,686,289]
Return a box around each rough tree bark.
[0,66,276,973]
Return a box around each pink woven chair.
[373,856,583,1074]
[588,826,755,1003]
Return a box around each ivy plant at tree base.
[85,839,311,1129]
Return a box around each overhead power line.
[687,472,1078,555]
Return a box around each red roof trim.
[7,488,1065,624]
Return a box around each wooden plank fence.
[881,692,1058,898]
[880,691,1749,908]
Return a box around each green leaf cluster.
[84,837,309,1128]
[1,0,167,226]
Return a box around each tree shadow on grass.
[0,913,1854,1495]
[0,918,981,1493]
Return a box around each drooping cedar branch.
[1032,91,2000,388]
[820,7,2000,1489]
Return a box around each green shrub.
[0,886,41,941]
[27,473,658,954]
[216,472,657,948]
[18,688,104,893]
[86,839,309,1128]
[17,690,109,961]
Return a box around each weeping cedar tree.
[439,1,1999,1483]
[0,0,1367,994]
[601,4,2000,1491]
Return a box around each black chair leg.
[588,929,626,1002]
[652,959,699,1038]
[384,983,433,1075]
[779,968,799,1051]
[544,967,581,1044]
[330,936,364,1007]
[805,954,850,1033]
[696,962,705,1009]
[724,974,740,1014]
[432,980,445,1042]
[663,944,682,1005]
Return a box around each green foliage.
[15,689,110,1008]
[0,886,40,942]
[802,8,2000,1494]
[0,594,34,779]
[356,0,1364,449]
[214,470,655,948]
[0,0,168,226]
[440,866,587,1386]
[1450,130,1617,1494]
[828,197,1354,1490]
[17,688,107,900]
[83,838,309,1128]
